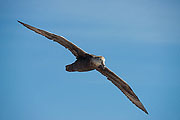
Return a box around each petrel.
[18,21,148,114]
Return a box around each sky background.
[1,0,180,120]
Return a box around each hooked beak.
[101,61,105,69]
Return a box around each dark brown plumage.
[18,20,148,114]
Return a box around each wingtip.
[143,109,149,115]
[140,104,148,114]
[17,20,24,25]
[17,20,21,23]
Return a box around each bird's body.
[66,54,105,72]
[18,20,148,114]
[66,54,92,72]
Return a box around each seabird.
[18,20,148,114]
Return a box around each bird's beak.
[102,65,105,69]
[101,62,105,69]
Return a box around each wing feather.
[96,67,148,114]
[18,20,87,58]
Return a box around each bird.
[18,20,148,114]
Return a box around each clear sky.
[1,0,180,120]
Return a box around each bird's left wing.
[18,21,88,58]
[96,67,148,114]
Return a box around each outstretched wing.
[96,67,148,114]
[18,20,87,58]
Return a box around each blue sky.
[1,0,180,120]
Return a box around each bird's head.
[92,56,105,68]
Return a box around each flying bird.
[18,20,148,114]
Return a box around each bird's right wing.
[96,66,148,114]
[18,21,88,58]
